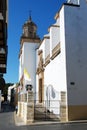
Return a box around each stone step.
[34,104,60,121]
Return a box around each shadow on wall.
[46,85,56,99]
[45,85,60,116]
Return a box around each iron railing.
[34,100,60,121]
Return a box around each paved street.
[0,104,87,130]
[0,104,27,130]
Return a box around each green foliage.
[3,83,14,95]
[3,82,19,101]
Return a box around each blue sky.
[4,0,66,83]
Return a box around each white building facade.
[64,0,87,120]
[19,0,87,121]
[36,0,87,121]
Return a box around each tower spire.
[29,10,32,21]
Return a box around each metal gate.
[34,100,60,121]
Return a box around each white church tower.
[19,15,41,94]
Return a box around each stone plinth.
[24,91,34,124]
[17,102,21,116]
[24,102,34,124]
[17,91,34,124]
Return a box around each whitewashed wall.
[19,46,24,81]
[44,54,66,92]
[50,26,60,56]
[19,42,39,94]
[36,0,87,115]
[44,6,67,95]
[43,7,67,115]
[64,0,87,105]
[44,38,50,58]
[56,17,60,26]
[39,40,45,64]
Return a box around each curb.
[14,112,87,126]
[14,112,60,126]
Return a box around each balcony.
[0,64,6,73]
[0,48,7,73]
[0,18,7,73]
[0,52,6,63]
[0,20,4,45]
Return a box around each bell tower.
[20,14,40,44]
[19,15,41,93]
